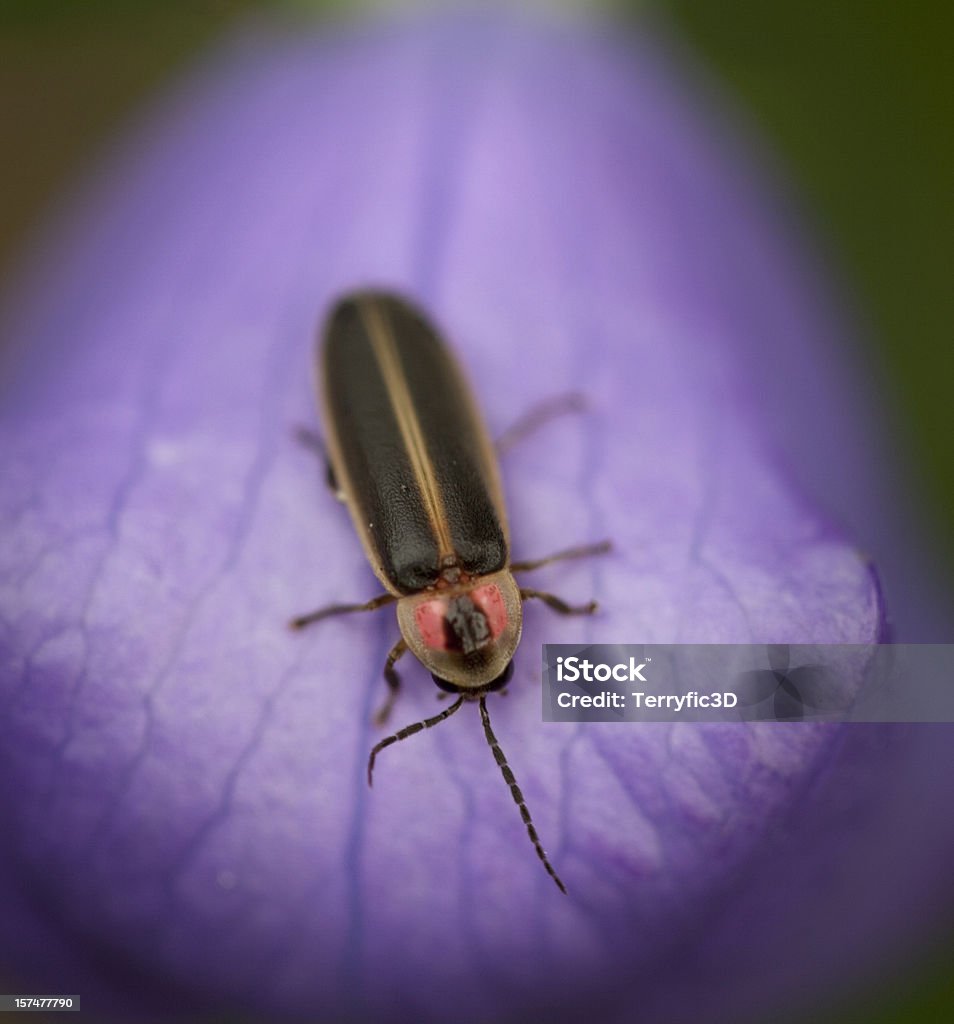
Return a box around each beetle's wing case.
[321,291,508,595]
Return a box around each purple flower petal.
[1,11,951,1024]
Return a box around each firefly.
[292,290,609,892]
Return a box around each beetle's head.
[396,569,523,693]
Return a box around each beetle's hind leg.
[374,638,408,726]
[293,425,344,501]
[495,392,586,456]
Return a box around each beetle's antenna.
[368,697,464,786]
[478,697,567,894]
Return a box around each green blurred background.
[1,2,951,1022]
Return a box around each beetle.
[291,289,609,892]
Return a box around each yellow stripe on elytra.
[360,298,455,559]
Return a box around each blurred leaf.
[644,0,954,565]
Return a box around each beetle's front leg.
[374,638,408,726]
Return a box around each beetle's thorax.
[395,568,523,690]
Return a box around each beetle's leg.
[289,593,396,630]
[520,588,598,616]
[294,425,343,501]
[510,540,611,573]
[294,424,325,456]
[374,638,408,726]
[495,392,586,456]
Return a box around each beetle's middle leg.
[520,588,599,616]
[510,540,611,573]
[513,541,610,617]
[289,593,396,630]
